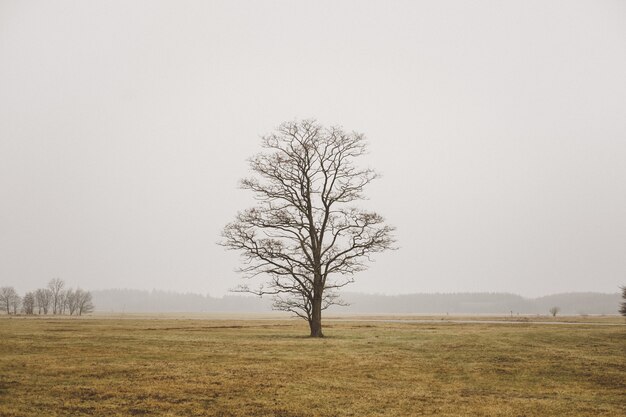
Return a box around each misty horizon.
[86,288,620,316]
[82,287,623,299]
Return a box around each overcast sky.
[1,0,625,297]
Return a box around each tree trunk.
[309,293,324,337]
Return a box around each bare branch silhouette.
[221,120,395,336]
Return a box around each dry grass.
[0,316,624,416]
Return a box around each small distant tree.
[59,290,69,315]
[35,288,52,314]
[0,287,10,314]
[1,287,13,314]
[48,278,65,314]
[22,292,35,315]
[549,306,560,317]
[0,287,20,315]
[76,289,94,316]
[66,289,78,315]
[619,286,626,317]
[10,293,21,315]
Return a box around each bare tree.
[22,292,35,315]
[66,289,78,315]
[0,287,19,314]
[48,278,65,315]
[620,286,626,317]
[35,288,52,314]
[76,289,94,316]
[221,120,395,337]
[549,306,560,317]
[59,290,69,315]
[10,293,21,315]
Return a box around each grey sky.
[1,0,625,297]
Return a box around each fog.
[91,289,620,316]
[1,1,625,297]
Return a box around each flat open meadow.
[1,315,624,416]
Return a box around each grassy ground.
[0,316,624,416]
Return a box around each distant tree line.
[88,289,623,315]
[0,278,94,316]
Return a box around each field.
[1,315,624,416]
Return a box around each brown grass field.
[0,315,624,416]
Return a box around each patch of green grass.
[0,316,624,416]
